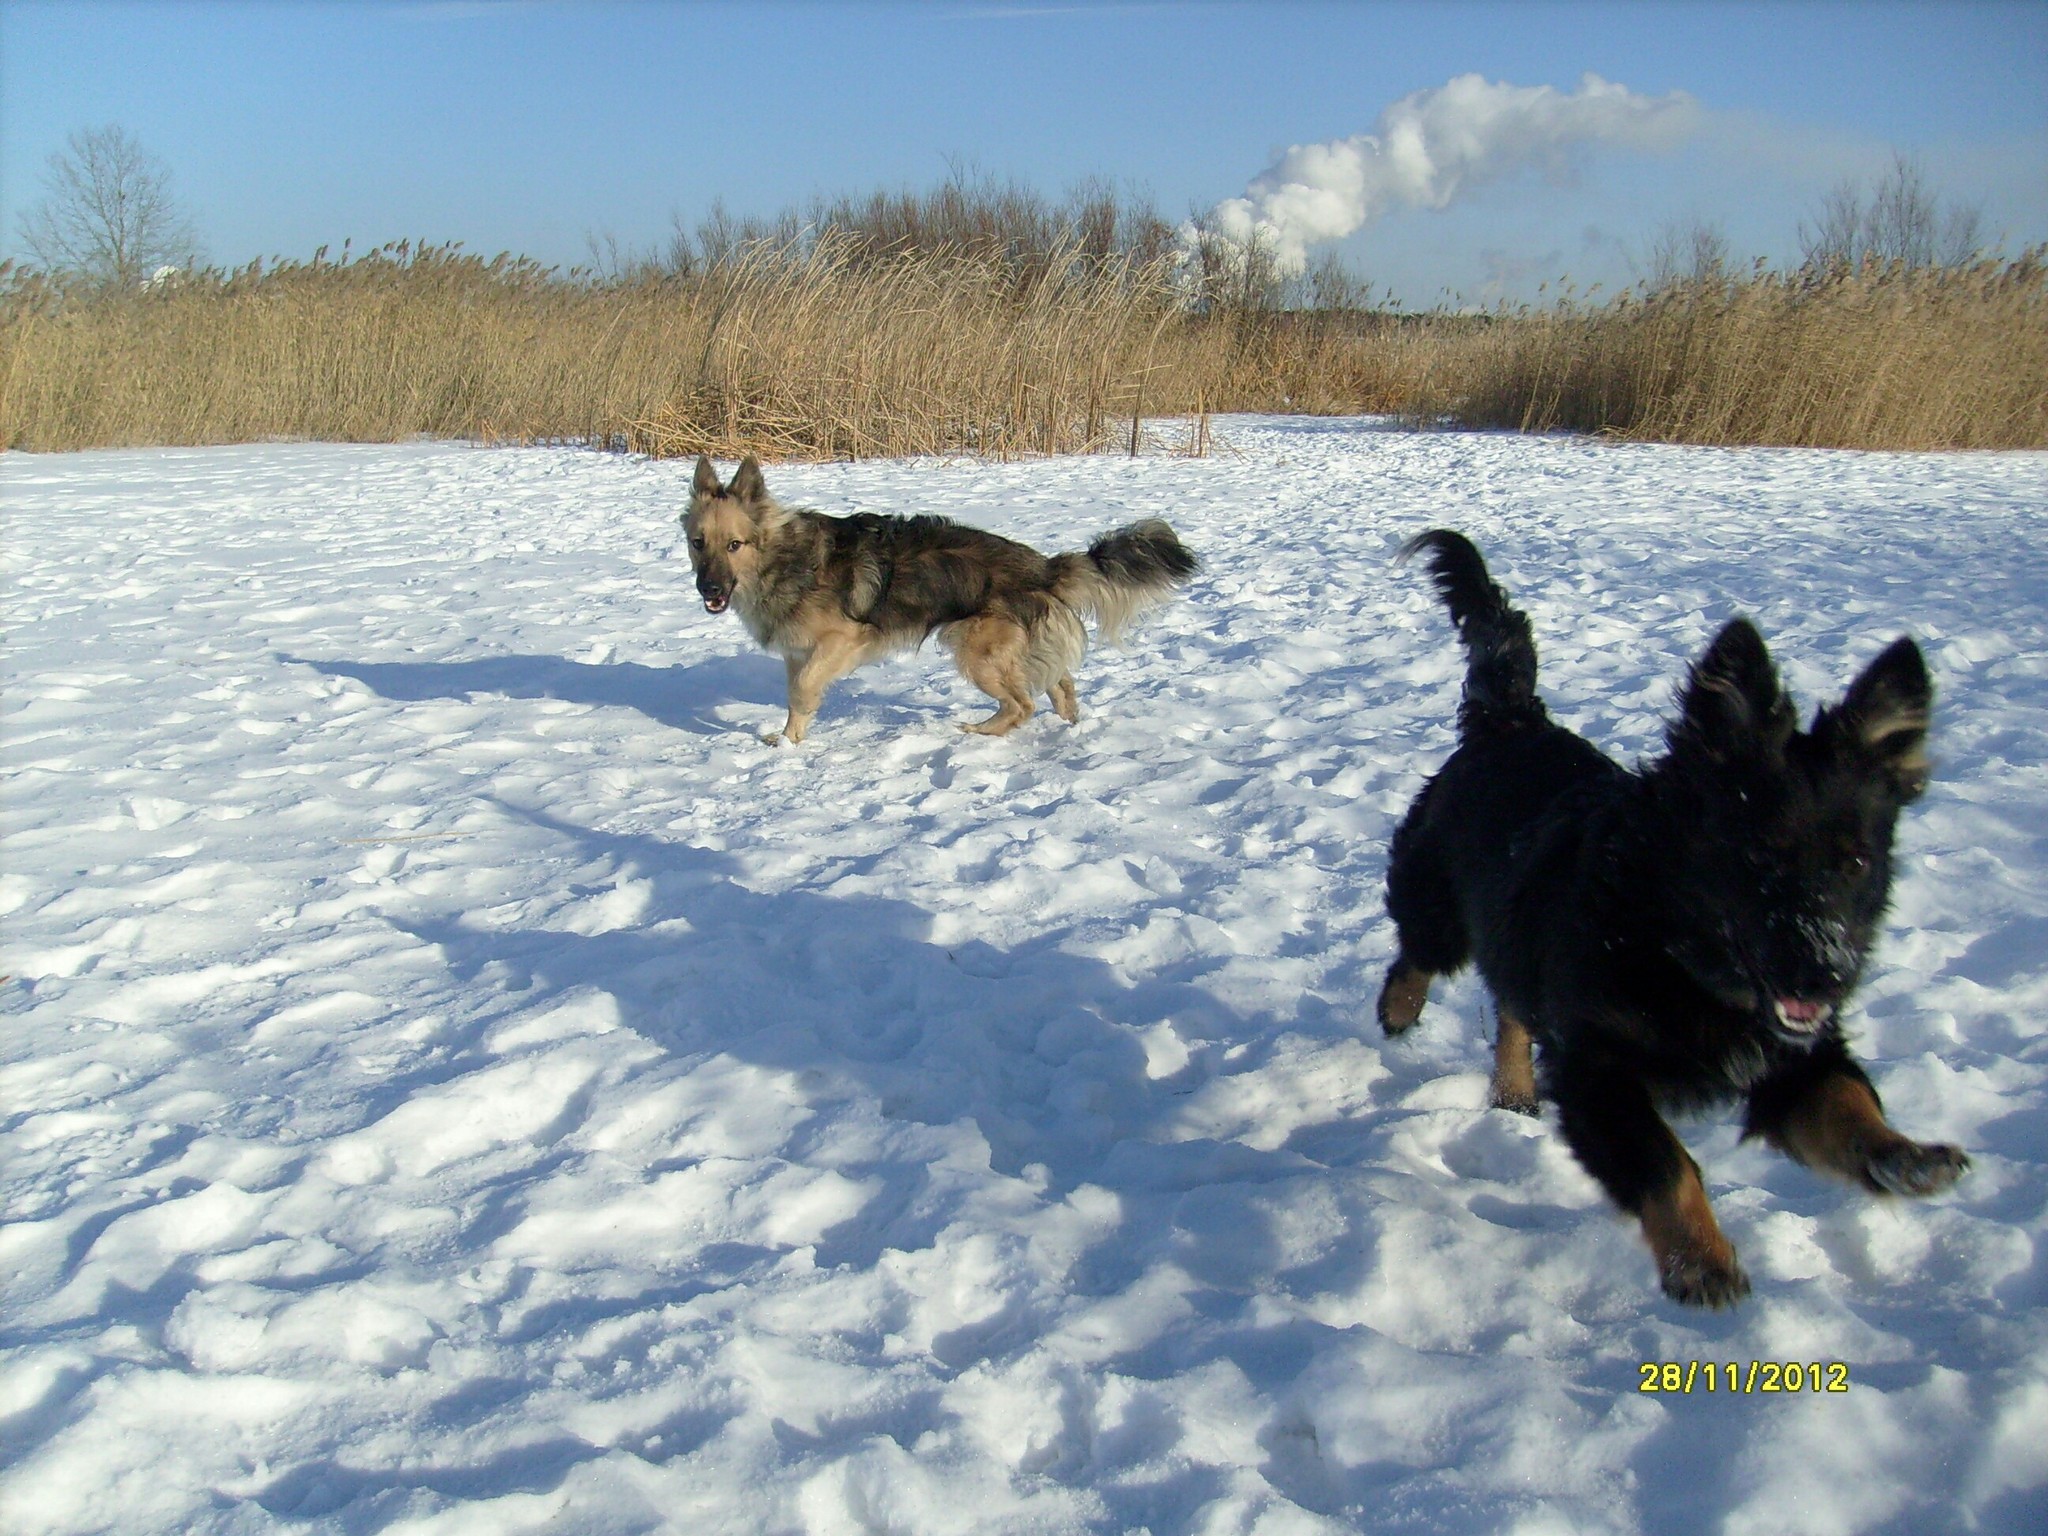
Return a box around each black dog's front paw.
[1660,1251,1751,1309]
[1865,1140,1971,1197]
[1378,959,1431,1037]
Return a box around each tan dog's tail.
[1050,519,1200,642]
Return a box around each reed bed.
[3,236,2042,457]
[0,238,1223,458]
[627,234,1188,460]
[4,245,710,453]
[1421,254,2048,450]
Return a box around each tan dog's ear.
[731,456,767,505]
[692,455,722,499]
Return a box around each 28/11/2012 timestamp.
[1639,1361,1850,1394]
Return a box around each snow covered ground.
[2,419,2044,1536]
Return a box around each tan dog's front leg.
[773,635,868,744]
[766,654,806,744]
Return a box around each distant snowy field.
[3,420,2045,1536]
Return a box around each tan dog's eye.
[727,539,744,553]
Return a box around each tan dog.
[683,455,1198,743]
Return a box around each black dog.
[1378,530,1968,1307]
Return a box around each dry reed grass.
[626,233,1186,460]
[3,230,2041,457]
[0,238,1217,459]
[1421,254,2048,450]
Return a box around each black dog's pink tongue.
[1777,998,1828,1024]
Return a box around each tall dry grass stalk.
[3,237,2042,457]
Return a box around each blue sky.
[3,0,2043,305]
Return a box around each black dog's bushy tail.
[1052,519,1201,642]
[1401,529,1544,736]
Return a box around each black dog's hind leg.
[1551,1060,1749,1308]
[1744,1045,1970,1197]
[1490,1007,1541,1115]
[1378,818,1468,1036]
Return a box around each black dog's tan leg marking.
[1638,1151,1749,1310]
[952,618,1037,736]
[1750,1062,1970,1197]
[1377,957,1432,1036]
[1490,1008,1540,1115]
[1553,1066,1748,1307]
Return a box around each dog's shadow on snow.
[393,800,1291,1205]
[288,652,781,735]
[366,805,1476,1526]
[382,804,1349,1299]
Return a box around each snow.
[2,419,2044,1535]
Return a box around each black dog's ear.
[1830,637,1934,800]
[1672,619,1794,760]
[730,456,767,505]
[692,454,722,500]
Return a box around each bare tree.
[1177,209,1287,315]
[17,125,200,287]
[1800,181,1869,271]
[1798,153,1985,272]
[1641,216,1730,291]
